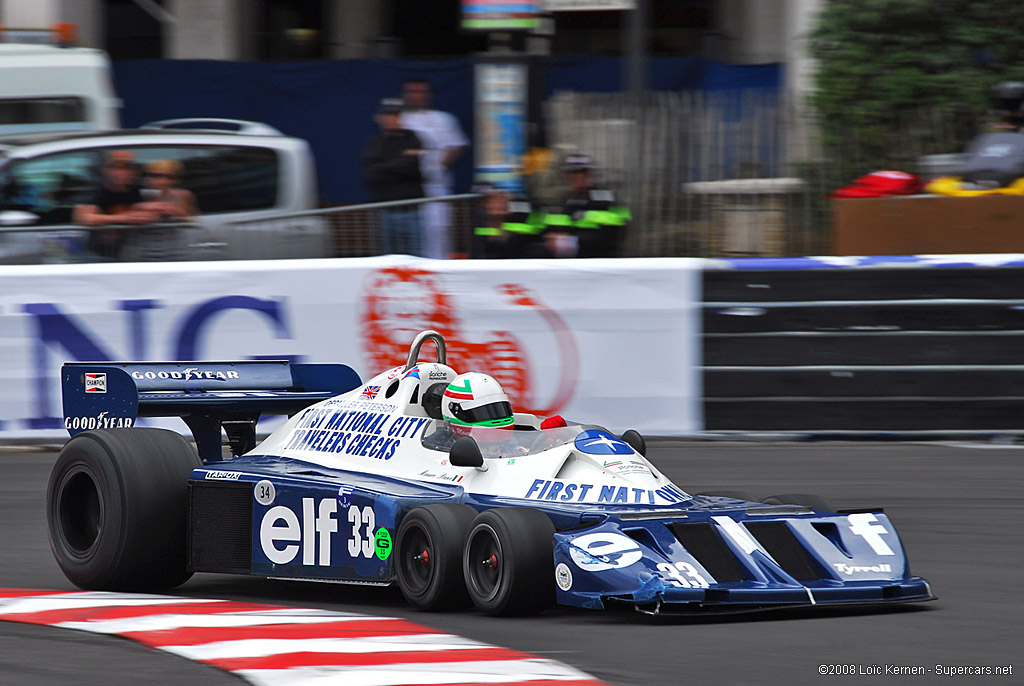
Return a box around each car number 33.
[348,505,376,559]
[657,561,710,588]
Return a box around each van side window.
[0,97,89,135]
[0,144,281,223]
[176,146,279,213]
[0,151,100,224]
[122,145,280,214]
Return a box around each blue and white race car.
[48,330,934,615]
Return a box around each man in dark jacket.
[363,98,425,256]
[73,151,160,259]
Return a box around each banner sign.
[475,62,528,191]
[0,257,702,440]
[462,1,542,30]
[543,1,635,10]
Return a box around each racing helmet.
[442,372,513,428]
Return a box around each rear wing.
[62,361,361,462]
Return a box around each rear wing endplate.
[62,361,361,462]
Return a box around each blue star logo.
[574,430,634,456]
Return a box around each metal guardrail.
[224,194,481,259]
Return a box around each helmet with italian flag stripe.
[442,372,513,428]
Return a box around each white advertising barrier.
[0,256,702,439]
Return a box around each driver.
[422,372,513,452]
[442,372,514,430]
[422,372,577,458]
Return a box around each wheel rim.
[399,524,434,596]
[466,524,502,602]
[57,466,102,557]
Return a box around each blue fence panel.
[113,57,781,205]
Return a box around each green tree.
[812,0,1024,182]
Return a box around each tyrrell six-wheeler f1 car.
[48,331,934,615]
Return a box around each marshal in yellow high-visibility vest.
[540,154,629,258]
[471,186,545,258]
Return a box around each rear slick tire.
[463,508,555,616]
[46,428,201,591]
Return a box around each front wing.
[552,507,934,613]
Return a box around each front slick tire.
[463,508,555,616]
[395,504,476,611]
[46,428,201,591]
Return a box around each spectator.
[471,183,544,259]
[987,81,1024,132]
[117,159,198,261]
[401,77,469,259]
[141,159,197,220]
[925,83,1024,196]
[540,154,630,258]
[363,98,425,256]
[522,122,568,207]
[73,151,159,259]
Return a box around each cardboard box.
[832,196,1024,255]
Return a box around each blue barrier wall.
[703,255,1024,436]
[112,57,781,205]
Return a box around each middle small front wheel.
[463,508,555,616]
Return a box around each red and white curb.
[0,589,608,686]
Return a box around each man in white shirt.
[401,78,469,259]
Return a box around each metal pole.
[624,0,648,253]
[624,0,648,96]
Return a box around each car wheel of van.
[395,504,476,611]
[462,508,555,616]
[696,491,759,503]
[762,493,836,511]
[46,428,201,591]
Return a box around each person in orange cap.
[73,151,160,259]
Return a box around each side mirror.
[620,429,646,456]
[450,436,483,468]
[0,210,40,227]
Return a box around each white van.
[0,43,120,136]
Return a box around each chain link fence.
[544,91,990,258]
[545,89,826,257]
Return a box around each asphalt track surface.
[2,440,1020,685]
